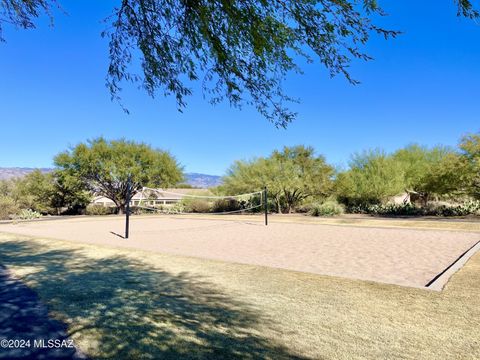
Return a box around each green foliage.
[51,169,92,214]
[335,150,405,206]
[221,145,334,213]
[392,144,464,203]
[459,133,480,199]
[212,199,241,213]
[347,201,480,217]
[309,200,344,217]
[2,1,478,125]
[181,198,212,213]
[13,170,56,214]
[0,0,53,42]
[211,196,262,213]
[85,205,116,216]
[435,200,480,216]
[0,196,19,220]
[166,202,186,214]
[16,209,42,220]
[54,137,183,214]
[0,179,15,197]
[336,145,468,207]
[362,203,423,216]
[6,170,90,215]
[104,0,401,126]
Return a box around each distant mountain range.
[184,173,222,188]
[0,167,52,180]
[0,168,222,188]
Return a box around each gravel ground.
[1,215,478,289]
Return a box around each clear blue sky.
[0,1,479,175]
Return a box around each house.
[390,192,411,205]
[91,188,210,208]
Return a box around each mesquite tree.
[54,138,183,214]
[1,1,478,126]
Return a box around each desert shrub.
[182,198,212,213]
[0,196,20,220]
[296,203,314,214]
[431,200,480,216]
[345,204,369,214]
[212,197,264,213]
[16,209,42,220]
[345,200,480,217]
[85,205,116,215]
[458,200,480,215]
[163,202,185,214]
[131,206,160,215]
[367,203,424,216]
[310,200,344,217]
[212,198,242,212]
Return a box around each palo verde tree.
[221,145,334,213]
[459,132,480,199]
[1,1,478,126]
[54,138,183,214]
[335,149,405,206]
[392,144,464,204]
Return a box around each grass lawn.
[0,230,479,359]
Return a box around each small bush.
[296,203,315,214]
[131,206,156,215]
[431,200,480,216]
[86,205,116,216]
[212,198,241,212]
[368,203,424,216]
[345,200,480,217]
[309,201,344,217]
[16,209,42,220]
[182,198,212,213]
[159,202,184,214]
[0,196,19,220]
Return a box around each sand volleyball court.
[1,215,479,289]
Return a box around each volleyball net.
[133,187,265,215]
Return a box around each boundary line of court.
[426,239,480,291]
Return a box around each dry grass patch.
[0,232,479,359]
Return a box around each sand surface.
[1,215,478,288]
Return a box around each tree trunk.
[286,203,292,213]
[275,197,282,214]
[423,193,429,207]
[117,204,126,215]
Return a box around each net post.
[264,186,268,226]
[125,174,131,239]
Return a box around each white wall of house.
[91,189,209,207]
[390,192,411,205]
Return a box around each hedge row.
[347,201,480,217]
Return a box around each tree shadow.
[0,239,308,359]
[0,264,87,359]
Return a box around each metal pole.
[125,175,131,239]
[264,186,268,226]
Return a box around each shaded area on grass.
[0,265,86,359]
[0,238,307,359]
